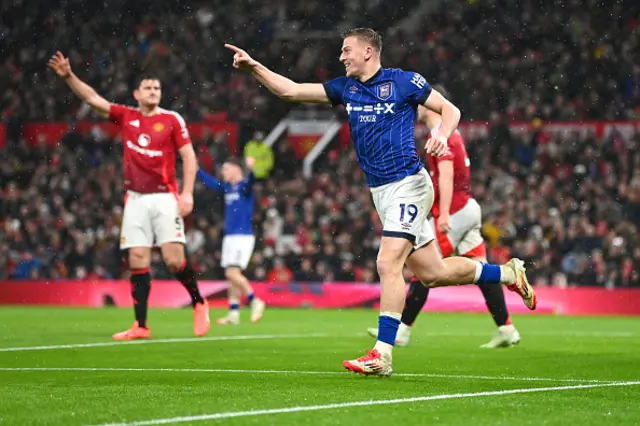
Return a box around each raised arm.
[242,157,257,196]
[225,44,330,104]
[47,51,111,118]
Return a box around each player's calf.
[406,243,537,310]
[162,244,204,306]
[345,237,409,376]
[161,243,210,336]
[112,247,153,340]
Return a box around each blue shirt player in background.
[197,157,266,325]
[225,28,537,376]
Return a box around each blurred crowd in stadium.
[3,123,640,288]
[1,0,639,287]
[2,0,638,124]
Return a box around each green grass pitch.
[0,307,639,425]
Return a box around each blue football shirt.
[197,169,255,235]
[323,68,432,187]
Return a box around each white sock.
[474,261,483,283]
[373,340,393,356]
[499,265,516,284]
[398,322,411,338]
[380,311,402,321]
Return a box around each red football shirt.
[426,130,471,218]
[109,105,191,193]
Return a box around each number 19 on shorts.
[399,203,418,223]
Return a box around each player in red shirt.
[48,51,210,340]
[370,86,521,348]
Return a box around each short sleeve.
[397,70,433,106]
[435,149,454,163]
[323,77,348,106]
[171,112,191,149]
[108,104,128,124]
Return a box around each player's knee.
[412,268,438,288]
[376,256,403,280]
[163,253,184,272]
[161,243,185,272]
[128,249,150,270]
[224,267,240,281]
[407,256,442,286]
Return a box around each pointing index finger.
[224,43,242,53]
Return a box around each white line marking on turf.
[0,367,613,383]
[90,381,640,426]
[419,331,635,338]
[0,334,328,352]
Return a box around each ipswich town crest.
[377,83,392,100]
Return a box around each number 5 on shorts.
[399,203,418,223]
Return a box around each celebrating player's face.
[221,162,242,183]
[134,79,162,108]
[340,36,368,78]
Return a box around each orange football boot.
[112,321,151,341]
[194,300,211,337]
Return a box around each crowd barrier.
[1,281,638,316]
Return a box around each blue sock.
[229,303,240,311]
[476,262,502,285]
[247,292,255,305]
[377,314,401,346]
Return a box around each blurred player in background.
[225,28,536,377]
[48,51,210,340]
[197,157,266,324]
[368,85,521,349]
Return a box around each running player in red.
[48,51,210,340]
[369,86,521,348]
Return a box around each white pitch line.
[416,331,636,338]
[0,367,613,384]
[0,333,328,352]
[91,381,640,426]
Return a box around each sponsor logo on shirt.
[126,140,163,157]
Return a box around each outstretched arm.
[225,44,330,104]
[47,51,111,118]
[196,169,224,192]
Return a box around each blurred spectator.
[267,259,294,283]
[243,131,274,180]
[295,258,321,282]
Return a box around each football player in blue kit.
[197,157,266,325]
[225,28,536,376]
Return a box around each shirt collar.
[360,67,383,86]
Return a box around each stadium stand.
[1,0,639,287]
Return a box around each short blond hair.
[341,28,383,54]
